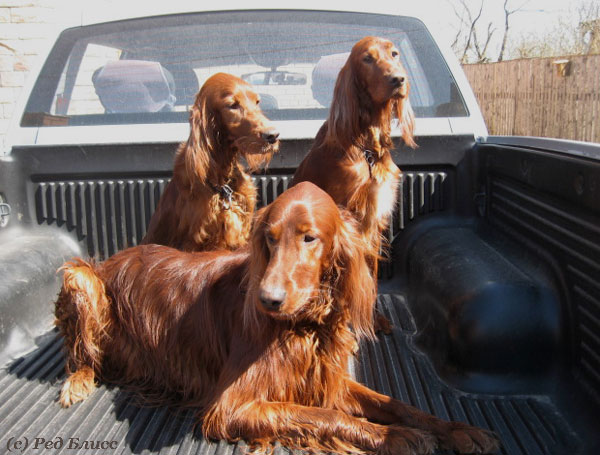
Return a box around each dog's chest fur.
[372,164,400,222]
[261,326,352,407]
[368,128,401,223]
[195,193,250,250]
[191,172,255,251]
[352,153,400,227]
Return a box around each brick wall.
[0,0,81,150]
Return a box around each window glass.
[23,11,468,127]
[62,44,123,115]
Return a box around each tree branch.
[498,0,529,61]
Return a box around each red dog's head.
[183,73,280,187]
[327,36,416,148]
[245,182,376,339]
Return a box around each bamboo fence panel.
[463,55,600,144]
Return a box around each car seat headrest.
[92,60,176,113]
[311,52,349,108]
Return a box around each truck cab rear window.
[22,10,468,127]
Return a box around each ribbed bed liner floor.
[0,294,581,455]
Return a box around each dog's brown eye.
[256,99,260,105]
[228,102,240,110]
[266,234,276,245]
[303,234,316,243]
[363,54,374,64]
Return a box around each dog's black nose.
[389,74,405,88]
[261,129,280,144]
[260,288,286,311]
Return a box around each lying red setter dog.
[292,36,416,269]
[142,72,279,251]
[56,182,498,455]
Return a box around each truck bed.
[2,136,599,454]
[0,293,581,455]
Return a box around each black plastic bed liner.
[0,294,581,455]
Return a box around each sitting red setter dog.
[292,36,416,269]
[56,182,498,455]
[292,36,418,333]
[142,72,279,251]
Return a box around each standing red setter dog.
[142,72,279,251]
[292,36,416,269]
[56,182,498,455]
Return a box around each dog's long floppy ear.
[329,209,377,341]
[242,206,270,334]
[175,91,221,191]
[396,84,416,149]
[325,61,362,149]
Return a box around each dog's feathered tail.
[55,258,111,407]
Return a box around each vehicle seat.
[92,60,176,113]
[164,64,199,107]
[258,93,278,110]
[311,52,349,107]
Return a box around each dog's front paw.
[379,426,436,455]
[59,367,96,408]
[437,422,500,454]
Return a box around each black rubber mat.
[0,294,581,455]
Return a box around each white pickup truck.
[0,8,599,455]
